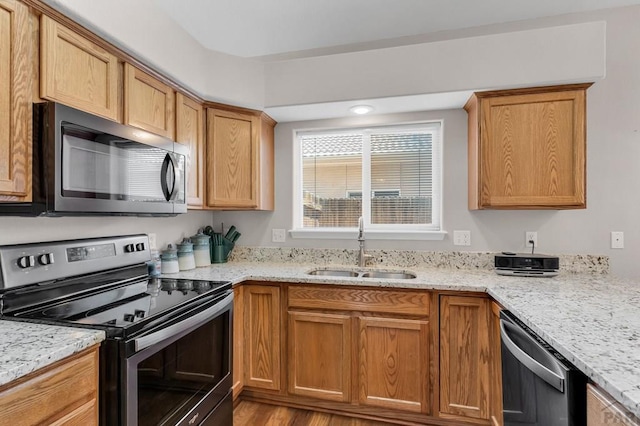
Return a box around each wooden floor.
[234,401,394,426]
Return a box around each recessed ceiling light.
[349,105,374,115]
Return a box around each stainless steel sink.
[361,271,417,279]
[307,269,359,277]
[307,268,416,279]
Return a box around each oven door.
[123,291,233,426]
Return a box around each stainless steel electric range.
[0,235,233,426]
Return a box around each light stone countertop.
[0,320,104,387]
[0,260,637,419]
[169,262,640,419]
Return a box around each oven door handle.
[134,292,233,352]
[500,319,565,392]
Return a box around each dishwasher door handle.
[500,319,565,392]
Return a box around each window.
[293,122,442,238]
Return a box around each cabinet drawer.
[288,286,429,316]
[0,347,99,426]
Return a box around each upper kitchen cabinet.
[0,0,32,201]
[40,15,119,121]
[124,63,175,139]
[206,107,275,210]
[176,93,205,208]
[465,84,591,210]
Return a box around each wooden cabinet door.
[124,63,175,139]
[0,346,99,426]
[40,15,119,121]
[206,108,259,209]
[0,0,31,200]
[244,285,280,390]
[489,302,504,426]
[358,316,429,413]
[466,84,590,210]
[439,295,491,421]
[258,113,275,211]
[587,384,640,426]
[233,285,244,400]
[176,93,205,208]
[288,311,351,402]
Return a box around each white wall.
[214,6,640,279]
[0,211,214,252]
[264,21,606,107]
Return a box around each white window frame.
[290,121,446,241]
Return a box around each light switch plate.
[148,233,157,250]
[453,230,471,246]
[611,231,624,249]
[272,229,286,243]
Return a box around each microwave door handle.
[167,153,181,201]
[500,319,565,392]
[160,153,176,201]
[134,292,234,352]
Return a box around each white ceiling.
[155,0,640,59]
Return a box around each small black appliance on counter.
[495,252,559,277]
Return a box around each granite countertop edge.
[0,321,105,388]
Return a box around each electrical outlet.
[272,229,286,243]
[148,233,157,250]
[525,231,538,248]
[453,230,471,246]
[611,231,624,249]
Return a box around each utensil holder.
[210,234,235,263]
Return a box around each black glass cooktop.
[9,277,231,336]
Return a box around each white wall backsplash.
[0,211,214,251]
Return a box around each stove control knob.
[124,244,135,253]
[17,255,35,269]
[136,243,145,252]
[38,253,55,266]
[134,309,145,318]
[123,313,135,322]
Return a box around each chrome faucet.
[357,216,372,267]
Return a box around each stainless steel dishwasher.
[500,311,587,426]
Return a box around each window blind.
[299,122,441,231]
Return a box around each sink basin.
[307,268,417,279]
[307,269,359,277]
[361,271,417,279]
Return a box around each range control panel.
[0,235,150,290]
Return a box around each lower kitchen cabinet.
[587,384,640,426]
[358,316,430,413]
[286,284,432,419]
[0,345,99,426]
[288,311,351,402]
[233,285,244,399]
[237,283,500,425]
[439,295,492,422]
[489,301,504,426]
[244,284,281,391]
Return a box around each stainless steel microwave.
[0,102,187,216]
